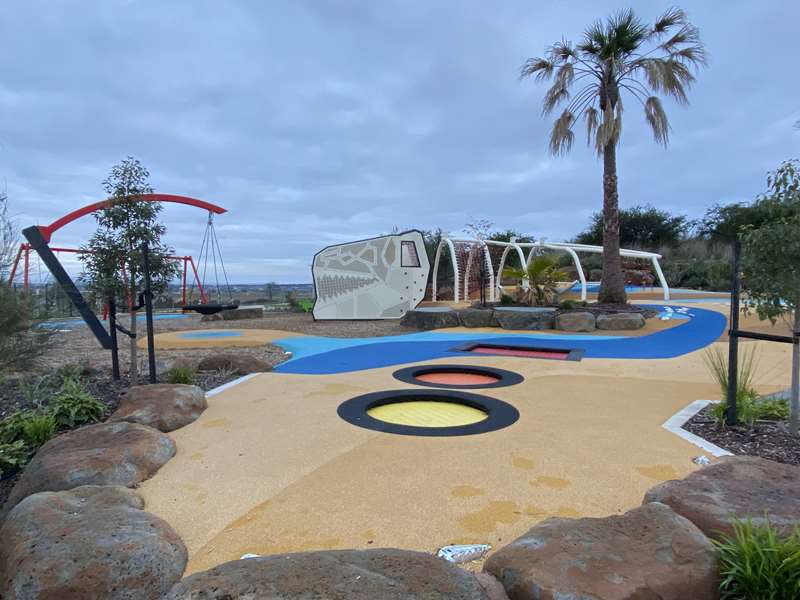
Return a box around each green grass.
[714,519,800,599]
[167,366,196,385]
[700,345,786,426]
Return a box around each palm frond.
[520,57,554,81]
[669,44,708,68]
[644,96,670,146]
[661,23,700,49]
[584,106,598,147]
[640,58,694,104]
[547,40,575,64]
[549,110,575,156]
[542,70,572,115]
[650,7,687,37]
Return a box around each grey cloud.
[1,0,798,282]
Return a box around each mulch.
[683,405,800,466]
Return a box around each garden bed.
[0,349,287,509]
[683,405,800,466]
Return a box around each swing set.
[7,193,237,315]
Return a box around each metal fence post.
[726,240,741,426]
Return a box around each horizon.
[2,1,798,284]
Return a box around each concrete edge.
[661,399,733,458]
[206,373,262,398]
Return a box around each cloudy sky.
[2,1,798,283]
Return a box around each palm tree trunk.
[598,142,627,304]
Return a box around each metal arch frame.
[7,194,227,305]
[432,238,461,302]
[36,193,227,243]
[431,237,670,302]
[521,243,587,300]
[462,242,497,303]
[491,239,529,295]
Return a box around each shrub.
[0,440,28,478]
[55,360,89,383]
[167,366,195,385]
[18,374,60,409]
[714,519,800,599]
[0,410,35,444]
[20,412,56,448]
[48,379,105,428]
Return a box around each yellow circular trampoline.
[367,401,488,428]
[338,389,519,437]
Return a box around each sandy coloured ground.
[137,300,794,574]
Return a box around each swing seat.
[182,303,239,315]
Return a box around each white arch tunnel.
[431,237,670,303]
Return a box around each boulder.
[595,312,646,330]
[221,306,263,321]
[492,307,556,330]
[110,384,207,432]
[484,502,718,600]
[473,572,510,600]
[555,311,596,332]
[644,456,800,539]
[200,312,222,322]
[400,308,460,330]
[458,308,496,328]
[2,421,175,515]
[196,352,272,374]
[164,548,491,599]
[0,485,187,600]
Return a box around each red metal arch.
[38,193,227,242]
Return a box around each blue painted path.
[275,305,727,375]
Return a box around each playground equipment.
[431,237,670,303]
[8,194,235,313]
[312,230,430,320]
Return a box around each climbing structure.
[312,230,430,320]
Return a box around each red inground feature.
[467,346,570,360]
[415,371,501,385]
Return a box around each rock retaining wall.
[402,306,649,332]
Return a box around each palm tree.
[521,8,707,304]
[503,255,567,306]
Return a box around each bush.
[710,393,789,427]
[0,410,35,444]
[714,519,800,599]
[167,366,195,385]
[0,440,28,478]
[0,409,56,476]
[48,379,105,428]
[20,412,56,448]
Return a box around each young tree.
[80,158,179,382]
[0,193,53,371]
[740,159,800,434]
[521,7,707,303]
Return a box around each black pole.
[22,226,112,349]
[109,297,120,381]
[726,240,741,426]
[141,242,157,384]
